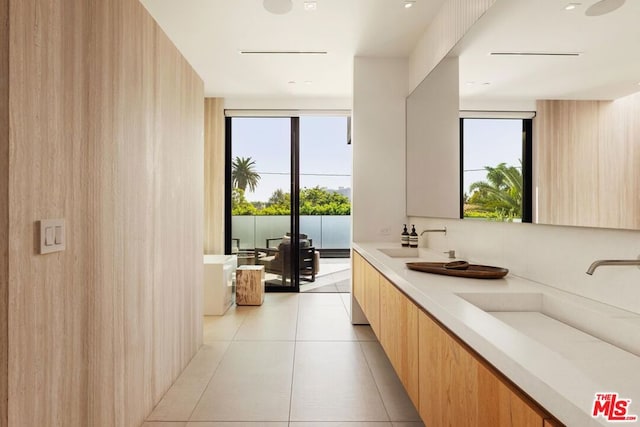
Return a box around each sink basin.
[378,247,420,258]
[457,292,640,359]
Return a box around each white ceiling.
[140,0,446,98]
[453,0,640,105]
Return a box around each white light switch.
[40,219,66,254]
[44,227,55,246]
[54,226,63,245]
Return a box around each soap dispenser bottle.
[409,225,418,248]
[401,224,409,247]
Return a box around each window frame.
[459,116,533,223]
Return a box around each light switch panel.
[40,219,66,254]
[54,226,64,245]
[44,227,55,246]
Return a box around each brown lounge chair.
[255,233,316,283]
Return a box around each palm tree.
[232,156,261,192]
[468,162,523,218]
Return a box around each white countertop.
[353,242,640,427]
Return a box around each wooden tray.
[406,262,508,279]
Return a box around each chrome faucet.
[420,226,447,236]
[586,258,640,275]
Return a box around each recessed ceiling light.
[263,0,292,15]
[466,81,476,86]
[564,3,581,11]
[304,80,313,85]
[288,80,296,84]
[404,1,416,9]
[481,82,491,86]
[304,1,317,11]
[585,0,626,17]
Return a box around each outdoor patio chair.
[255,233,316,282]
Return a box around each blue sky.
[462,119,522,195]
[232,116,352,202]
[232,116,520,202]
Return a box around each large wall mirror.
[407,0,640,230]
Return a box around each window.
[460,117,532,222]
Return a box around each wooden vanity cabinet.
[353,250,562,427]
[352,251,365,307]
[379,276,419,407]
[364,262,380,336]
[352,251,380,337]
[419,309,553,427]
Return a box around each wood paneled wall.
[536,96,640,229]
[7,0,204,426]
[0,0,8,424]
[204,98,225,254]
[409,0,496,92]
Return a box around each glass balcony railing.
[231,215,351,250]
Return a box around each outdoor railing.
[232,215,351,250]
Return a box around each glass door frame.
[224,116,301,292]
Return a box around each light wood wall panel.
[204,98,225,254]
[409,0,496,92]
[0,0,8,424]
[7,0,203,426]
[536,96,640,229]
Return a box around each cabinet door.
[352,251,365,308]
[379,277,419,407]
[418,310,546,427]
[419,309,479,425]
[477,363,547,427]
[364,262,380,337]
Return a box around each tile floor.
[143,292,424,427]
[301,268,351,293]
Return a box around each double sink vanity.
[352,243,640,427]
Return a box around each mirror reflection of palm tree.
[232,156,261,192]
[468,162,522,218]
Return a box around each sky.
[462,119,523,195]
[232,116,352,202]
[231,116,520,202]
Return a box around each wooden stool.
[236,265,265,306]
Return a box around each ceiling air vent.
[490,52,582,57]
[239,50,328,55]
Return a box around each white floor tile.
[296,305,359,341]
[203,306,253,342]
[340,294,352,316]
[148,342,231,421]
[290,423,392,427]
[296,294,360,341]
[299,293,346,307]
[186,423,288,426]
[233,302,299,341]
[190,341,295,421]
[142,422,187,427]
[353,325,377,342]
[360,342,421,422]
[232,311,297,341]
[290,342,389,421]
[148,292,424,426]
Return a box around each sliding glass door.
[226,114,351,293]
[226,117,297,291]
